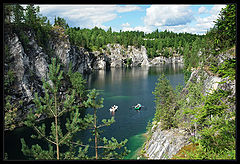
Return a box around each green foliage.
[3,48,23,131]
[126,58,132,67]
[183,68,192,83]
[54,16,69,29]
[152,73,177,129]
[21,59,129,160]
[4,4,53,54]
[18,31,30,50]
[4,4,205,63]
[163,48,170,58]
[83,89,130,159]
[67,64,87,102]
[4,95,23,131]
[173,78,235,159]
[210,58,236,80]
[83,89,104,110]
[4,70,16,90]
[65,25,203,58]
[214,4,236,49]
[207,4,236,54]
[21,58,88,160]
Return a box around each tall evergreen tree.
[152,73,176,129]
[83,89,130,159]
[21,58,89,160]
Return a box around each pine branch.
[33,126,56,145]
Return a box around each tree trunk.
[94,108,98,160]
[55,115,59,160]
[55,92,60,160]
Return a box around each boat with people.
[134,104,142,110]
[109,105,118,112]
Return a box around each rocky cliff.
[103,44,150,67]
[149,56,183,65]
[143,122,190,159]
[141,50,235,159]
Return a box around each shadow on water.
[4,63,184,160]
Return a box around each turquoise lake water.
[4,64,184,160]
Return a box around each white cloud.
[121,22,130,27]
[38,5,140,29]
[37,4,227,35]
[158,25,200,34]
[141,4,227,35]
[210,5,226,15]
[116,5,141,13]
[198,6,208,14]
[196,15,216,28]
[122,25,153,34]
[144,5,194,27]
[193,5,226,34]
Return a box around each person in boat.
[110,105,118,112]
[135,104,142,110]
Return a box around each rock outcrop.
[4,28,95,125]
[142,51,235,159]
[149,56,183,65]
[144,122,190,159]
[102,44,150,68]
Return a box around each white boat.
[109,105,118,112]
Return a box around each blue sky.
[36,4,226,35]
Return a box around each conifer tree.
[21,58,89,160]
[152,73,176,129]
[83,89,130,160]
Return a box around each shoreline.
[128,131,149,159]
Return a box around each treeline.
[66,26,204,59]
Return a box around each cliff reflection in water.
[85,63,184,89]
[86,66,148,89]
[148,63,184,76]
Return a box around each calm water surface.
[4,64,184,160]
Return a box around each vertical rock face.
[149,56,183,65]
[7,33,26,84]
[6,31,47,106]
[140,46,150,66]
[145,123,190,159]
[92,52,108,70]
[102,44,150,67]
[4,28,94,123]
[68,46,94,74]
[49,28,71,67]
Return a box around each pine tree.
[21,58,89,160]
[83,89,130,159]
[12,4,24,26]
[152,73,176,129]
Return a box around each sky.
[35,4,226,35]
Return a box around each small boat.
[135,104,142,110]
[109,105,118,112]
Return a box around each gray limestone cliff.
[143,122,190,159]
[149,56,183,65]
